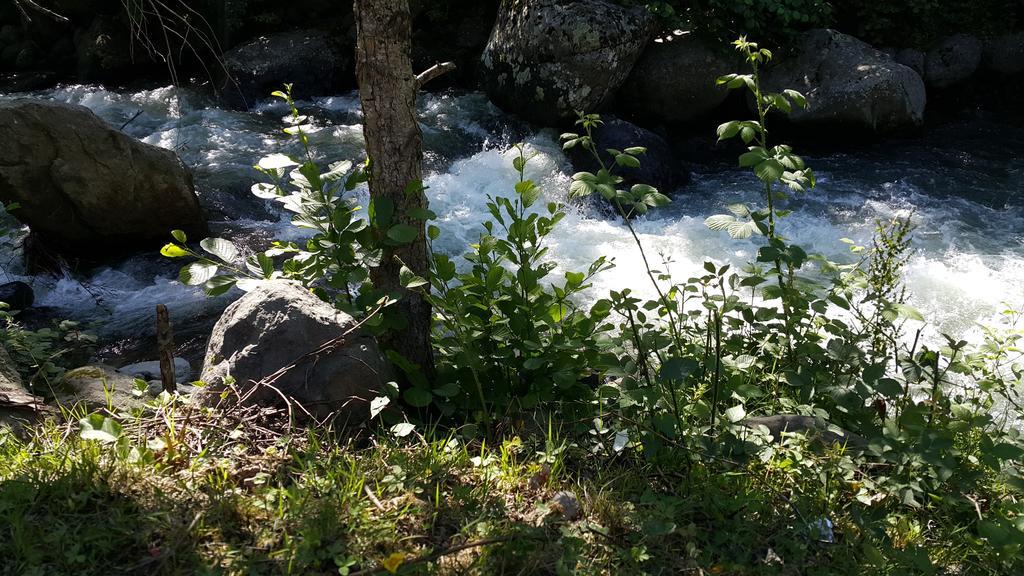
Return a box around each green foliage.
[162,85,400,321]
[144,41,1024,572]
[0,310,95,392]
[410,144,618,420]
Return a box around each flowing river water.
[1,85,1022,366]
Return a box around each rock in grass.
[480,0,654,125]
[741,414,866,449]
[57,365,147,412]
[199,281,390,423]
[762,29,926,134]
[549,490,582,521]
[0,100,206,257]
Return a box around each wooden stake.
[156,304,176,393]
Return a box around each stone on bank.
[0,100,206,257]
[199,281,390,423]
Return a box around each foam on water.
[0,84,1021,357]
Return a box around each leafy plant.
[405,144,618,421]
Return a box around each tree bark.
[354,0,434,377]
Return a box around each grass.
[0,398,1015,575]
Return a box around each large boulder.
[220,29,352,108]
[984,32,1024,76]
[762,29,926,134]
[0,100,206,256]
[925,34,983,89]
[567,117,686,194]
[480,0,654,125]
[619,33,738,125]
[200,282,390,423]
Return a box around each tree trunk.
[354,0,435,377]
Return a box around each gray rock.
[895,48,925,77]
[619,32,738,124]
[742,414,866,448]
[56,365,147,412]
[762,29,926,134]
[549,490,582,521]
[984,32,1024,76]
[0,282,33,311]
[119,357,191,383]
[221,29,351,108]
[0,100,206,256]
[925,34,983,88]
[199,281,390,422]
[480,0,654,125]
[146,380,199,397]
[567,117,686,194]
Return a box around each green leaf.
[257,153,299,170]
[205,276,237,297]
[724,405,746,423]
[705,214,737,232]
[387,224,419,244]
[754,159,784,182]
[200,238,239,264]
[79,414,123,443]
[403,386,432,408]
[370,396,390,419]
[399,265,429,289]
[615,154,641,169]
[171,229,187,243]
[569,179,593,198]
[160,243,189,258]
[179,262,218,286]
[390,422,416,437]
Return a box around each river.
[1,85,1021,367]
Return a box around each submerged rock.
[480,0,653,125]
[119,358,191,384]
[0,100,206,257]
[925,34,983,89]
[762,29,926,134]
[220,29,352,108]
[199,281,390,423]
[619,32,737,124]
[567,117,686,194]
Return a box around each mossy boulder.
[480,0,654,125]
